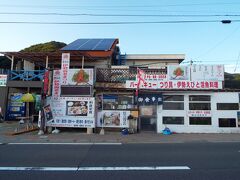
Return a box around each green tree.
[0,41,67,69]
[21,41,66,52]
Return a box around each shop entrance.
[139,105,157,131]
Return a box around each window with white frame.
[162,95,184,110]
[219,118,236,127]
[189,95,211,110]
[189,117,212,125]
[217,103,239,110]
[163,116,184,125]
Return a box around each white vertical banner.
[61,53,70,85]
[52,70,61,100]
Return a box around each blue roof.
[61,38,117,51]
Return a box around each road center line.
[0,166,190,171]
[77,166,191,171]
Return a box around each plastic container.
[121,128,129,135]
[162,127,172,135]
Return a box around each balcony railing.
[96,68,166,83]
[9,70,45,81]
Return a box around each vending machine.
[6,93,26,120]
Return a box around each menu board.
[47,97,95,128]
[66,101,89,116]
[97,110,130,128]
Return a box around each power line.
[1,2,240,8]
[194,24,240,59]
[0,19,238,25]
[234,51,240,72]
[1,12,240,17]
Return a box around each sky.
[0,0,240,73]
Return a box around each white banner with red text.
[126,80,222,89]
[187,110,212,117]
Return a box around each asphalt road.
[0,142,240,180]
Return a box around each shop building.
[1,38,239,133]
[96,56,240,133]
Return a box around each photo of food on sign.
[169,66,189,80]
[66,101,88,116]
[71,69,89,85]
[103,112,120,126]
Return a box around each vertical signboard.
[52,70,61,100]
[61,53,70,85]
[43,71,49,95]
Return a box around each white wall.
[125,60,179,67]
[157,92,240,133]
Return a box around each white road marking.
[0,166,190,171]
[77,166,191,171]
[0,167,77,171]
[6,142,122,145]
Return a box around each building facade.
[1,38,239,133]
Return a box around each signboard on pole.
[52,70,61,100]
[43,71,49,95]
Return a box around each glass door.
[139,105,157,131]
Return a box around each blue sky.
[0,0,240,73]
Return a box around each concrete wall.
[157,92,240,133]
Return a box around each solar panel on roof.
[61,39,116,51]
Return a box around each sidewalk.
[1,121,240,144]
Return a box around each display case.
[100,94,137,110]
